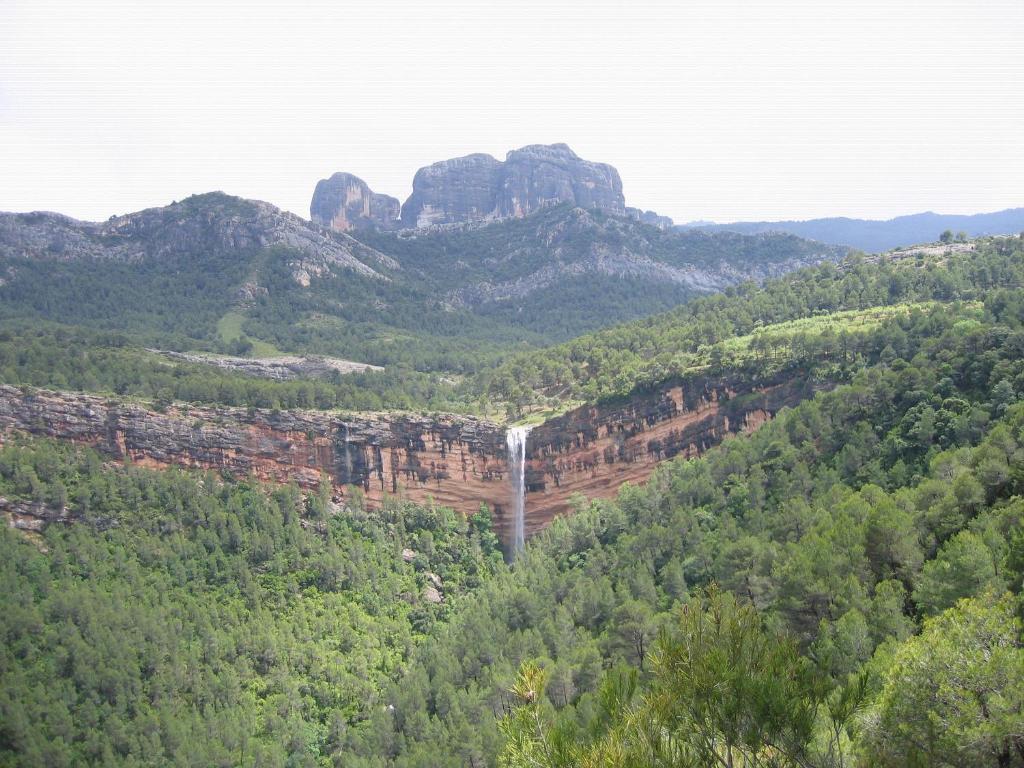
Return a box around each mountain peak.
[0,191,396,280]
[312,143,649,233]
[504,142,579,162]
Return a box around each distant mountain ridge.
[683,207,1024,252]
[0,192,844,369]
[0,192,397,279]
[357,204,844,309]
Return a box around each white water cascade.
[506,425,533,555]
[342,423,353,482]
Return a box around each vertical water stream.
[342,423,353,482]
[506,425,533,555]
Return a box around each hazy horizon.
[3,0,1022,223]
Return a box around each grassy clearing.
[665,300,983,376]
[215,311,245,342]
[721,301,952,355]
[216,311,280,357]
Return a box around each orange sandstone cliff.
[499,374,816,542]
[0,373,818,546]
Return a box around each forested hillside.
[0,446,504,766]
[480,237,1021,409]
[2,235,1023,767]
[372,285,1024,766]
[356,205,843,340]
[0,325,470,413]
[0,195,843,377]
[3,237,1017,420]
[5,0,1021,765]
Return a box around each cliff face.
[0,385,507,517]
[309,172,401,232]
[312,144,680,234]
[400,154,505,228]
[388,144,628,229]
[496,374,817,542]
[0,373,818,545]
[497,144,625,220]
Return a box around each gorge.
[0,369,820,547]
[6,6,1022,764]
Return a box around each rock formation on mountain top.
[312,143,658,232]
[309,172,401,231]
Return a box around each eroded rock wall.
[400,153,505,228]
[0,373,818,545]
[310,172,401,232]
[0,385,507,517]
[398,144,628,228]
[488,374,817,542]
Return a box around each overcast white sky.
[1,0,1022,223]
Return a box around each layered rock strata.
[496,374,818,542]
[0,385,506,517]
[0,373,818,545]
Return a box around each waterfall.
[342,423,353,482]
[506,425,533,555]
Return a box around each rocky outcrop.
[400,154,505,228]
[310,144,680,233]
[0,212,124,261]
[1,496,73,532]
[310,173,401,232]
[398,144,627,228]
[152,351,383,380]
[0,373,821,547]
[444,207,846,307]
[0,385,507,518]
[498,144,625,219]
[627,207,675,229]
